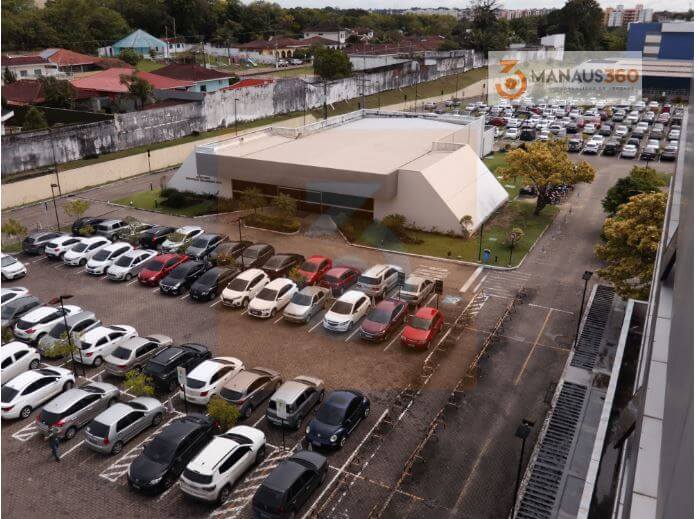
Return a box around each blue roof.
[112,29,166,49]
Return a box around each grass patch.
[113,189,218,217]
[1,241,23,253]
[136,60,165,72]
[337,199,557,266]
[264,65,315,78]
[483,151,528,200]
[245,213,301,233]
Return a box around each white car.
[1,367,75,419]
[1,254,27,280]
[642,111,655,122]
[648,101,659,111]
[1,342,40,384]
[590,135,605,145]
[85,242,133,276]
[323,290,372,333]
[76,325,138,367]
[582,124,596,135]
[582,141,600,155]
[668,129,680,140]
[621,144,638,158]
[159,226,204,253]
[504,127,520,139]
[44,235,85,260]
[13,304,82,342]
[647,139,661,148]
[106,249,158,281]
[1,287,29,306]
[538,130,550,141]
[181,357,245,405]
[398,275,435,306]
[221,269,270,308]
[180,425,266,503]
[248,278,298,319]
[62,236,111,266]
[615,125,629,138]
[626,111,640,123]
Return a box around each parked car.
[582,141,600,155]
[44,235,85,260]
[143,343,212,392]
[401,307,445,349]
[661,144,678,161]
[602,140,621,156]
[22,231,64,255]
[76,325,138,367]
[319,266,360,297]
[359,299,408,342]
[137,253,189,286]
[128,414,215,493]
[1,287,28,306]
[160,226,205,253]
[399,275,435,306]
[85,242,133,276]
[1,253,27,280]
[37,310,101,357]
[13,304,82,343]
[103,335,173,377]
[36,382,119,440]
[138,226,176,249]
[283,286,330,323]
[181,357,245,405]
[668,129,680,140]
[567,139,583,152]
[190,267,239,301]
[621,144,638,159]
[62,236,111,266]
[251,451,328,518]
[71,217,105,236]
[181,425,266,503]
[266,375,324,429]
[220,367,282,418]
[0,342,40,384]
[356,264,404,298]
[236,243,275,269]
[296,255,333,286]
[305,390,370,449]
[159,260,209,296]
[261,253,305,280]
[114,222,155,242]
[598,124,613,136]
[84,396,165,455]
[504,127,520,139]
[627,137,642,148]
[1,367,75,419]
[185,233,227,260]
[248,278,298,319]
[106,249,158,282]
[94,219,129,240]
[0,295,41,330]
[614,125,629,138]
[519,128,536,141]
[220,269,270,308]
[323,290,372,333]
[640,146,658,161]
[208,241,252,265]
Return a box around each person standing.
[46,427,61,462]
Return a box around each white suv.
[323,290,372,332]
[63,237,111,266]
[180,357,245,405]
[248,278,297,319]
[13,304,82,342]
[85,242,133,275]
[76,325,137,367]
[356,264,404,298]
[44,235,85,260]
[220,269,269,308]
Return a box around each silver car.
[283,286,330,323]
[84,396,166,455]
[398,275,435,306]
[103,335,174,377]
[106,249,158,282]
[220,367,282,418]
[37,311,101,358]
[36,382,120,440]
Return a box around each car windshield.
[358,275,380,286]
[143,436,177,463]
[300,261,319,272]
[1,293,14,303]
[86,421,110,438]
[190,237,208,248]
[316,402,345,425]
[1,256,16,267]
[186,377,206,389]
[330,301,353,314]
[367,308,392,324]
[145,259,164,271]
[242,248,260,259]
[322,275,339,284]
[72,243,89,252]
[169,264,191,280]
[226,278,248,292]
[409,316,432,330]
[198,270,219,284]
[1,304,19,319]
[92,250,110,261]
[1,386,18,403]
[291,293,312,306]
[111,346,131,360]
[114,256,132,267]
[220,388,244,401]
[256,288,277,301]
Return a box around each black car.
[138,226,176,249]
[159,260,209,296]
[189,267,240,301]
[143,343,211,392]
[640,147,658,161]
[565,124,579,135]
[185,233,227,260]
[1,295,41,330]
[261,254,305,280]
[305,390,370,449]
[598,125,613,136]
[627,137,642,148]
[252,450,328,519]
[603,141,621,156]
[22,231,63,255]
[567,139,583,152]
[208,240,252,265]
[236,243,275,269]
[519,128,536,141]
[71,217,105,236]
[127,414,215,493]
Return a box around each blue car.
[305,390,370,449]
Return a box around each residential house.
[40,48,101,74]
[2,55,60,82]
[98,29,169,59]
[1,107,15,135]
[2,79,94,108]
[163,37,194,56]
[302,25,349,47]
[237,36,335,59]
[151,63,234,93]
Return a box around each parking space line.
[179,293,189,300]
[127,279,139,286]
[31,256,48,264]
[151,287,159,293]
[209,300,221,308]
[59,439,85,459]
[344,324,363,343]
[384,327,405,352]
[472,275,487,295]
[308,320,323,333]
[424,293,437,307]
[459,266,483,293]
[514,308,553,386]
[11,421,40,442]
[53,263,65,270]
[273,315,284,324]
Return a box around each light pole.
[478,221,485,261]
[511,419,534,519]
[574,271,594,346]
[49,183,61,231]
[234,98,239,136]
[48,295,85,378]
[48,128,62,196]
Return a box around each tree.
[1,326,14,345]
[544,0,604,51]
[62,199,91,219]
[207,395,240,428]
[602,167,667,214]
[507,227,524,265]
[459,214,473,238]
[120,73,154,109]
[595,192,667,300]
[3,67,16,84]
[313,47,352,80]
[382,213,408,237]
[453,0,510,52]
[437,39,460,51]
[119,48,142,66]
[1,218,27,243]
[498,140,596,215]
[272,193,297,219]
[39,76,76,109]
[47,332,78,359]
[239,187,265,214]
[22,106,48,131]
[124,370,155,397]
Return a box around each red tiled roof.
[45,49,98,67]
[300,36,337,46]
[1,80,45,105]
[94,57,134,70]
[151,63,233,82]
[70,67,192,94]
[237,37,318,50]
[2,55,49,66]
[222,78,274,91]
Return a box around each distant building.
[604,4,653,27]
[302,25,349,47]
[151,63,234,93]
[236,36,337,59]
[70,67,192,99]
[39,48,101,74]
[1,108,15,135]
[162,37,194,57]
[627,21,693,59]
[98,29,169,59]
[1,55,60,82]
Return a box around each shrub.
[207,396,240,430]
[124,370,155,397]
[161,190,188,208]
[245,213,300,233]
[1,218,27,242]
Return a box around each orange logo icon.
[495,59,527,100]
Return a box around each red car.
[137,253,188,286]
[319,266,360,296]
[297,255,333,285]
[360,299,408,342]
[401,307,445,349]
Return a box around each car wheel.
[242,298,249,308]
[63,381,74,391]
[111,441,123,455]
[152,413,163,427]
[340,435,347,447]
[243,406,252,419]
[64,426,77,440]
[20,406,32,419]
[163,473,176,489]
[29,359,39,370]
[1,274,5,281]
[93,356,103,367]
[218,485,232,504]
[256,444,266,463]
[364,406,370,418]
[270,309,276,318]
[80,259,87,266]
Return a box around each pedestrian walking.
[46,427,61,462]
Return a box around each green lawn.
[483,151,527,200]
[113,189,217,217]
[1,241,22,253]
[264,65,315,78]
[136,60,165,72]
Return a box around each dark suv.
[159,260,209,296]
[143,344,211,392]
[261,254,305,280]
[71,218,105,236]
[237,243,275,269]
[138,226,176,249]
[22,231,63,255]
[209,241,252,265]
[190,267,240,301]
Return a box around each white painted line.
[127,279,139,286]
[59,439,85,459]
[240,309,247,316]
[424,293,438,307]
[179,293,189,300]
[273,315,284,324]
[252,414,266,427]
[157,482,179,502]
[32,256,48,264]
[301,409,389,519]
[151,287,160,293]
[53,263,65,270]
[384,327,405,352]
[209,300,221,308]
[308,320,324,333]
[460,266,483,293]
[344,324,363,343]
[528,303,574,315]
[472,275,487,294]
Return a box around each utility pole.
[323,79,328,120]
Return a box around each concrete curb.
[243,223,301,236]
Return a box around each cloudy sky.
[270,0,693,12]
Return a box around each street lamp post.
[511,419,534,519]
[49,295,85,378]
[234,98,239,136]
[49,183,61,231]
[574,271,594,346]
[478,221,485,261]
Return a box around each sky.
[268,0,693,12]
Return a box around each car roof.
[266,278,294,290]
[80,236,108,244]
[1,341,33,357]
[272,379,314,402]
[324,390,359,408]
[63,310,97,324]
[101,242,130,251]
[158,415,211,442]
[373,299,402,312]
[237,268,264,281]
[247,243,270,251]
[195,233,220,240]
[338,290,366,304]
[98,219,123,226]
[188,435,240,473]
[305,255,329,263]
[262,451,326,491]
[177,226,203,233]
[6,367,66,388]
[298,286,327,297]
[414,306,440,319]
[189,358,240,379]
[152,253,181,262]
[22,306,59,321]
[43,384,113,411]
[326,266,357,276]
[118,336,153,350]
[224,369,265,391]
[4,295,40,310]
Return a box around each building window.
[34,69,42,76]
[20,70,27,77]
[200,84,207,92]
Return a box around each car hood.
[3,263,24,273]
[324,311,350,323]
[129,455,170,483]
[404,327,430,342]
[249,299,275,311]
[139,269,161,278]
[361,320,387,334]
[63,250,83,259]
[108,265,129,273]
[87,258,109,267]
[308,418,341,438]
[221,288,244,299]
[190,282,213,294]
[284,302,309,316]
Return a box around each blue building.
[99,29,168,59]
[151,63,235,93]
